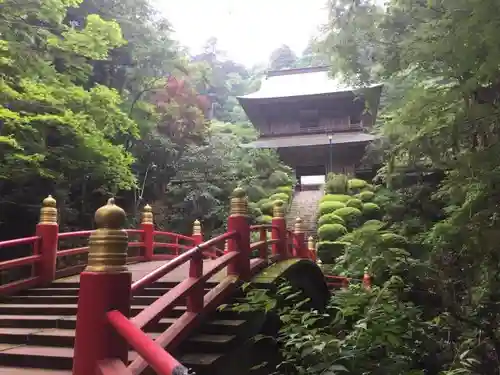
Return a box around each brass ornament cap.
[294,217,304,234]
[141,204,154,224]
[87,198,128,273]
[39,195,57,224]
[230,187,248,216]
[308,236,315,250]
[272,200,285,218]
[193,219,201,235]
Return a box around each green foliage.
[269,192,290,203]
[246,185,267,202]
[320,194,351,203]
[325,173,349,194]
[362,202,381,219]
[332,207,363,229]
[257,215,273,224]
[317,241,348,263]
[380,233,408,249]
[356,190,375,202]
[346,198,363,211]
[268,171,292,188]
[318,223,348,241]
[259,201,274,216]
[273,186,293,196]
[317,213,345,227]
[318,201,346,216]
[347,178,368,193]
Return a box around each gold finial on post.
[86,198,128,273]
[39,195,57,224]
[308,236,315,250]
[230,187,248,216]
[294,217,304,234]
[141,204,153,225]
[193,219,201,236]
[272,200,285,218]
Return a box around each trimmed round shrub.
[325,174,348,194]
[318,201,346,216]
[320,194,351,203]
[246,185,267,202]
[363,183,375,192]
[362,202,381,219]
[381,233,408,248]
[273,186,293,196]
[269,192,290,202]
[333,207,363,228]
[258,199,274,216]
[257,215,273,224]
[268,171,291,187]
[317,241,349,263]
[348,178,368,191]
[357,191,375,202]
[248,202,263,218]
[346,198,363,211]
[317,213,345,227]
[318,223,348,241]
[363,219,384,228]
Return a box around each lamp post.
[328,135,333,174]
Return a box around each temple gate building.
[237,66,383,184]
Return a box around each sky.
[156,0,328,67]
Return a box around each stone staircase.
[286,187,324,239]
[0,281,271,375]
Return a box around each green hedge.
[362,202,381,219]
[346,198,363,210]
[317,241,349,263]
[257,215,273,224]
[273,186,293,196]
[333,207,363,228]
[269,192,290,202]
[357,191,375,202]
[318,201,346,216]
[246,185,267,202]
[325,174,348,194]
[347,178,368,193]
[320,194,351,203]
[318,223,348,241]
[381,233,408,248]
[258,199,274,216]
[317,213,345,227]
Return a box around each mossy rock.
[362,202,381,219]
[332,207,363,229]
[346,198,363,211]
[357,191,375,202]
[317,241,349,263]
[318,223,348,241]
[318,201,346,216]
[320,194,352,203]
[269,192,290,202]
[317,213,345,227]
[381,233,408,248]
[257,215,273,224]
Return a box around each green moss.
[318,223,348,241]
[317,213,345,227]
[318,201,346,216]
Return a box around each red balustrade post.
[308,236,317,262]
[36,195,59,285]
[141,204,154,261]
[73,199,132,375]
[227,188,251,280]
[271,200,287,260]
[192,219,203,245]
[363,267,371,290]
[293,217,307,259]
[187,250,203,313]
[259,227,268,260]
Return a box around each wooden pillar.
[73,199,132,375]
[141,204,154,261]
[36,195,59,285]
[271,200,287,259]
[227,188,250,280]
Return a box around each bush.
[268,171,291,188]
[346,198,363,210]
[317,213,345,227]
[318,223,348,241]
[347,178,368,193]
[248,202,263,218]
[357,191,375,202]
[363,183,375,192]
[269,192,290,203]
[333,207,363,228]
[363,219,384,229]
[325,174,349,194]
[381,233,408,248]
[258,199,274,216]
[257,215,273,224]
[362,202,381,219]
[318,201,346,216]
[320,194,351,203]
[273,186,293,196]
[246,185,267,202]
[317,241,349,263]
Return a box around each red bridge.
[0,188,360,375]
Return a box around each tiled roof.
[242,132,377,148]
[238,66,382,100]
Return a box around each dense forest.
[3,0,500,374]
